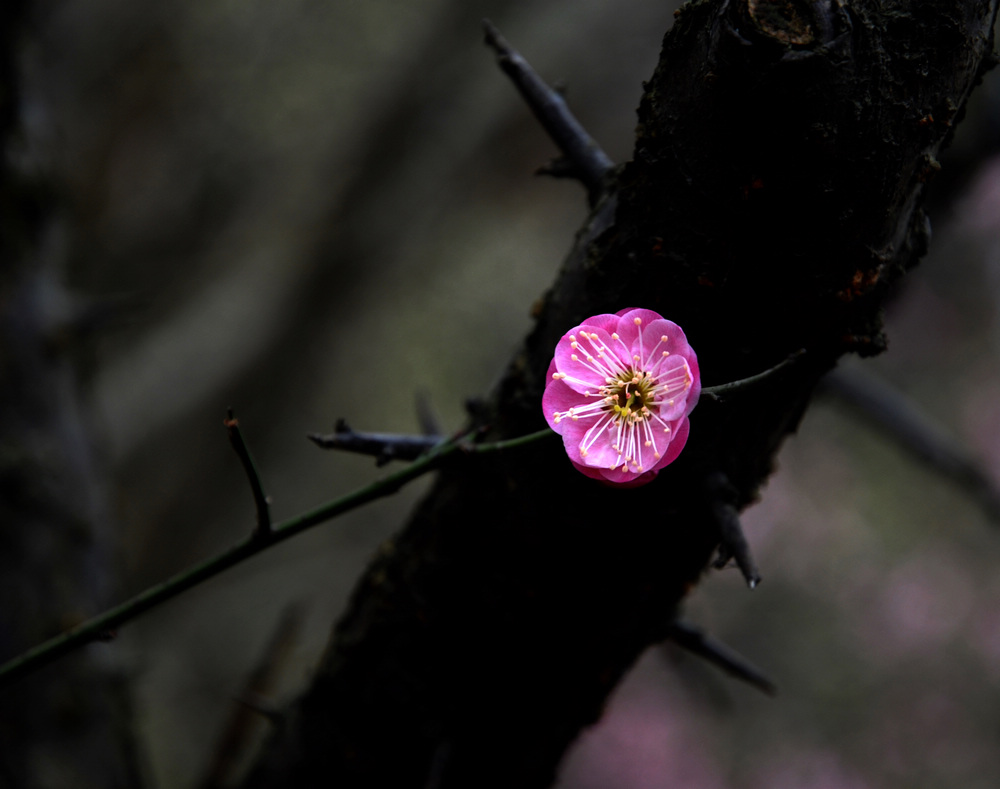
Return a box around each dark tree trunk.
[244,1,998,786]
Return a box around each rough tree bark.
[0,2,144,787]
[244,1,998,787]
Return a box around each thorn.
[415,392,443,437]
[705,472,761,589]
[665,620,777,696]
[235,691,284,726]
[536,156,582,180]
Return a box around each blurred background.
[11,0,1000,786]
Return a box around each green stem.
[0,428,556,689]
[1,348,796,691]
[700,349,806,401]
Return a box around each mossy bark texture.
[245,1,998,787]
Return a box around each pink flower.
[542,308,700,487]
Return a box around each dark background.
[14,0,1000,786]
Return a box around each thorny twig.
[309,419,443,465]
[483,18,614,205]
[0,427,555,689]
[198,604,305,789]
[665,620,777,696]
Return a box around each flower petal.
[554,326,632,394]
[649,357,694,422]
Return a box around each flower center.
[609,371,652,421]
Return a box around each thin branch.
[312,352,807,469]
[700,349,807,402]
[482,18,614,205]
[1,347,812,691]
[225,410,271,535]
[198,604,304,789]
[665,620,777,696]
[820,366,1000,523]
[705,472,761,589]
[309,418,443,465]
[0,427,556,689]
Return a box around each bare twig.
[0,427,556,689]
[309,418,443,465]
[225,410,272,535]
[705,472,761,588]
[820,366,1000,523]
[665,620,777,696]
[482,19,614,205]
[198,604,304,789]
[700,349,807,402]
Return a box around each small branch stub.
[309,419,442,465]
[706,472,762,588]
[225,410,272,536]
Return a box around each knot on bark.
[746,0,820,45]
